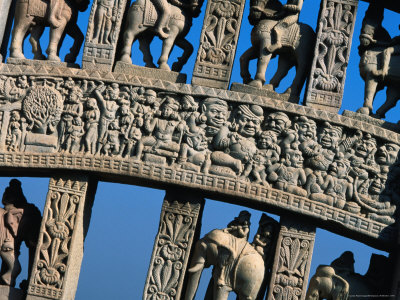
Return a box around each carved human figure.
[8,76,29,101]
[293,116,319,159]
[93,82,120,154]
[134,97,183,160]
[375,142,400,172]
[211,105,263,176]
[91,0,117,44]
[256,130,281,166]
[200,98,229,143]
[59,86,84,150]
[131,89,158,129]
[309,154,353,209]
[103,119,121,156]
[264,111,292,148]
[82,98,100,155]
[6,111,22,152]
[0,180,41,287]
[63,116,85,153]
[118,105,134,156]
[267,147,307,196]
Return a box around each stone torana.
[0,0,399,299]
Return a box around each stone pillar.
[191,0,246,89]
[0,0,15,61]
[143,189,204,300]
[304,0,359,113]
[82,0,129,71]
[26,176,97,300]
[267,217,316,300]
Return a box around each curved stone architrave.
[1,64,399,144]
[0,63,399,252]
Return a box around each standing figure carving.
[9,0,89,61]
[357,3,400,119]
[118,0,204,71]
[0,180,41,288]
[184,211,277,300]
[239,0,315,102]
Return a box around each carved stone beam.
[304,0,359,113]
[26,175,98,300]
[191,0,246,89]
[143,189,204,300]
[267,216,316,300]
[82,0,129,71]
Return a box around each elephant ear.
[217,245,234,266]
[331,275,349,300]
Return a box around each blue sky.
[3,0,400,299]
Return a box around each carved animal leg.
[361,75,379,114]
[29,25,46,60]
[47,20,68,61]
[212,283,230,300]
[120,29,136,63]
[172,38,194,72]
[288,59,308,103]
[269,55,293,90]
[374,86,400,119]
[158,27,179,71]
[0,251,19,287]
[240,47,257,84]
[138,35,156,68]
[64,22,84,63]
[249,43,272,88]
[10,16,33,59]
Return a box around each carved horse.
[305,265,349,300]
[357,3,400,118]
[118,0,203,72]
[9,0,88,61]
[184,229,265,300]
[240,0,315,102]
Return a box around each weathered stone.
[267,217,315,300]
[0,286,24,300]
[230,82,291,102]
[26,176,97,300]
[342,110,400,134]
[143,189,204,300]
[304,0,358,112]
[114,62,187,83]
[191,0,246,89]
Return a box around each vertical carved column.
[267,217,316,300]
[82,0,129,71]
[26,176,97,300]
[0,0,15,61]
[143,189,204,300]
[191,0,246,89]
[304,0,358,112]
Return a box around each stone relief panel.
[191,0,246,89]
[305,0,358,112]
[184,211,278,300]
[0,75,398,231]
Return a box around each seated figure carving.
[239,0,315,102]
[184,211,277,300]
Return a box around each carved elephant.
[305,265,349,300]
[184,229,265,300]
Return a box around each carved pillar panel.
[143,189,204,300]
[82,0,129,71]
[304,0,358,112]
[191,0,246,89]
[267,217,316,300]
[26,176,97,300]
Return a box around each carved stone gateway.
[1,0,400,299]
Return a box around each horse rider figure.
[268,0,303,52]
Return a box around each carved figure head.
[317,122,342,150]
[201,98,229,128]
[145,89,157,105]
[376,143,400,166]
[233,105,263,138]
[368,173,387,195]
[181,95,198,112]
[106,83,120,101]
[256,213,278,240]
[17,75,28,88]
[294,116,317,143]
[353,133,377,160]
[68,86,83,103]
[328,154,350,179]
[160,97,179,119]
[73,117,82,126]
[265,112,291,135]
[86,98,98,110]
[284,148,304,168]
[10,111,20,122]
[120,105,130,116]
[2,179,27,208]
[257,130,278,149]
[186,130,208,151]
[227,210,251,238]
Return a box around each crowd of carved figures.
[0,76,399,227]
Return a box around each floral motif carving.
[144,193,203,300]
[28,177,88,300]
